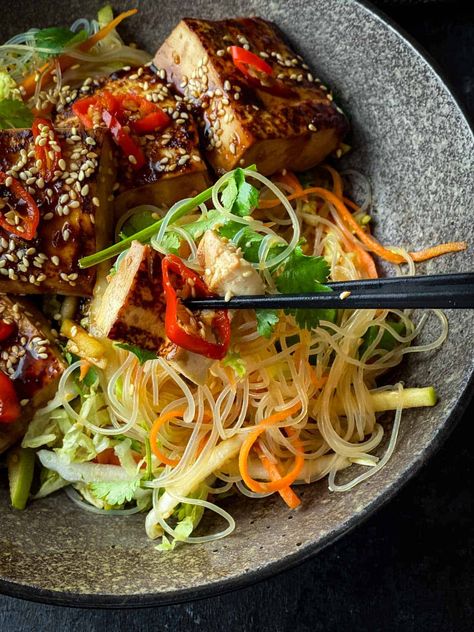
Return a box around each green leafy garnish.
[360,320,406,356]
[156,485,207,551]
[90,479,140,507]
[0,99,33,129]
[256,309,280,338]
[116,343,157,364]
[275,247,335,330]
[221,168,259,217]
[35,27,88,58]
[222,352,247,378]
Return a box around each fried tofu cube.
[0,126,115,296]
[56,66,209,215]
[154,17,349,175]
[92,240,214,384]
[93,240,166,350]
[0,295,66,453]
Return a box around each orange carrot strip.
[277,170,304,194]
[255,444,301,509]
[21,9,138,98]
[239,402,304,493]
[410,242,468,262]
[259,186,467,264]
[149,408,185,467]
[308,366,328,389]
[79,360,92,382]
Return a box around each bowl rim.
[0,0,472,609]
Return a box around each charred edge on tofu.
[56,65,209,211]
[0,127,114,296]
[154,17,349,174]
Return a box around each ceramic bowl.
[0,0,472,607]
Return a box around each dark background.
[0,1,473,630]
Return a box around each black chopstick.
[184,273,474,311]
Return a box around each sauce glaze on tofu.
[0,295,65,453]
[0,127,114,296]
[56,66,209,214]
[154,17,349,175]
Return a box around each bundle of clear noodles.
[24,165,448,550]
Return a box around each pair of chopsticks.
[185,273,474,311]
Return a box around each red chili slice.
[0,320,16,343]
[161,255,231,361]
[231,46,273,78]
[0,172,40,240]
[0,371,20,424]
[230,45,296,98]
[102,109,146,170]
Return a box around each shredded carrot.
[20,9,138,98]
[308,366,328,389]
[255,443,301,509]
[149,408,185,467]
[259,186,467,264]
[95,448,121,466]
[239,402,304,493]
[410,242,468,262]
[276,170,304,194]
[79,360,92,382]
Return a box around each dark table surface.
[1,1,473,630]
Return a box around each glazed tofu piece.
[56,66,209,214]
[93,240,166,351]
[154,17,349,175]
[92,240,213,384]
[0,126,114,296]
[0,295,66,453]
[197,230,264,299]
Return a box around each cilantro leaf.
[0,99,33,129]
[35,27,88,58]
[90,479,139,507]
[219,222,286,264]
[220,168,259,217]
[275,248,335,330]
[116,343,157,364]
[159,231,181,255]
[256,309,280,338]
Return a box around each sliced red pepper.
[0,371,20,424]
[32,117,62,182]
[0,320,16,343]
[72,95,100,128]
[231,46,273,78]
[132,109,170,135]
[116,94,170,135]
[230,45,296,98]
[72,91,119,129]
[0,172,40,240]
[161,255,231,361]
[102,109,146,170]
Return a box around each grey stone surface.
[0,0,472,607]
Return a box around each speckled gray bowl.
[0,0,472,608]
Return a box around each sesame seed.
[58,158,67,170]
[339,291,351,300]
[92,197,100,207]
[308,123,317,132]
[128,155,137,165]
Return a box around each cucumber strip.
[7,446,36,510]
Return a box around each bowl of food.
[0,0,472,607]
